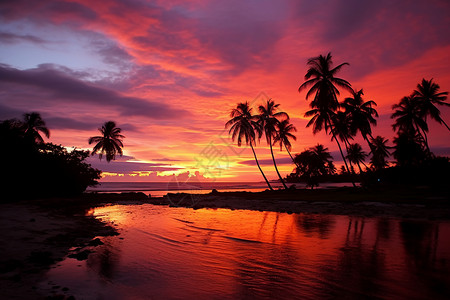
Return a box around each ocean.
[86,181,356,197]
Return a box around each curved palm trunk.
[411,122,430,155]
[328,119,356,187]
[285,145,300,168]
[269,136,288,189]
[356,161,363,174]
[363,134,373,152]
[439,117,450,132]
[250,143,273,191]
[342,136,357,175]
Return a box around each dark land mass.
[1,186,449,299]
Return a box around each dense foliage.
[0,115,101,199]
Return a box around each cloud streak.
[0,64,190,120]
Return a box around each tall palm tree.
[23,112,50,144]
[413,78,450,131]
[298,52,354,181]
[273,118,298,166]
[226,102,273,190]
[341,89,378,148]
[89,121,125,162]
[369,136,390,171]
[346,143,367,174]
[258,99,289,189]
[391,95,429,152]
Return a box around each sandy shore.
[0,199,119,299]
[1,186,449,298]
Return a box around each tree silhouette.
[293,144,334,189]
[391,95,430,154]
[273,118,298,167]
[226,102,273,190]
[346,143,368,174]
[23,112,50,144]
[369,136,391,171]
[413,78,450,131]
[341,89,378,148]
[393,132,427,167]
[298,53,354,182]
[258,99,289,189]
[89,121,125,162]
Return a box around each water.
[42,205,450,299]
[86,181,355,197]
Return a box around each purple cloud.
[86,156,182,174]
[0,32,48,45]
[0,64,190,120]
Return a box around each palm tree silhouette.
[311,144,334,170]
[273,118,298,167]
[413,78,450,131]
[226,102,273,190]
[346,143,368,174]
[342,89,378,148]
[391,95,429,152]
[89,121,125,162]
[23,112,50,144]
[294,144,334,189]
[258,99,289,189]
[369,136,390,171]
[298,53,354,180]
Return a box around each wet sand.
[0,199,119,299]
[1,186,449,298]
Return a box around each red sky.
[1,0,449,182]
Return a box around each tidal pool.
[42,204,450,299]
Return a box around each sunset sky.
[1,0,449,182]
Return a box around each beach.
[1,186,449,299]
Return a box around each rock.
[88,238,104,246]
[68,250,92,261]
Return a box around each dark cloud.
[86,156,182,174]
[292,0,450,79]
[0,103,24,120]
[0,64,190,119]
[0,0,97,23]
[0,31,48,45]
[239,157,294,166]
[89,36,134,69]
[45,117,104,131]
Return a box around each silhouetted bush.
[0,119,101,200]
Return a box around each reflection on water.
[42,205,450,299]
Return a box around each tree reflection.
[86,238,121,281]
[399,220,450,296]
[294,213,336,239]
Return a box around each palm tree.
[342,89,378,148]
[226,102,273,190]
[346,143,367,174]
[298,53,353,109]
[369,136,390,171]
[89,121,125,162]
[393,132,427,167]
[293,144,334,189]
[273,118,298,166]
[391,95,429,152]
[413,78,450,131]
[23,112,50,144]
[258,99,289,189]
[311,144,334,173]
[298,52,354,182]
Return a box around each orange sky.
[1,0,449,182]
